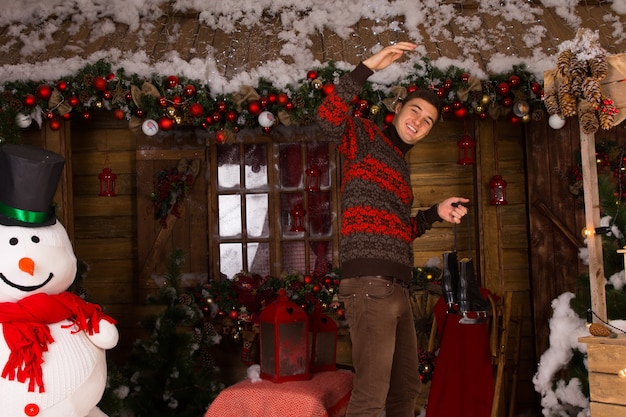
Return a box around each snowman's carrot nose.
[19,257,35,275]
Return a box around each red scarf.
[0,292,116,393]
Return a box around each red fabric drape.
[425,294,494,417]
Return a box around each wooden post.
[579,128,607,323]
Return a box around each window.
[209,131,339,280]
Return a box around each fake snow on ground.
[0,1,624,92]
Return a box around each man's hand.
[362,42,418,71]
[438,197,470,224]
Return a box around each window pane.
[308,192,331,237]
[217,144,241,189]
[248,242,270,277]
[218,194,242,237]
[244,144,268,189]
[282,241,306,274]
[220,243,243,279]
[279,143,303,189]
[306,142,330,189]
[246,194,269,238]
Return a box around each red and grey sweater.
[315,63,442,284]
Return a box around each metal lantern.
[305,165,321,192]
[308,304,338,373]
[457,134,475,165]
[259,289,310,382]
[290,203,306,232]
[99,157,117,197]
[489,174,508,205]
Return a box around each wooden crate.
[579,335,626,415]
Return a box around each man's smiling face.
[392,97,439,145]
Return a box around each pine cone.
[558,83,577,117]
[557,50,573,77]
[589,55,608,81]
[589,322,614,337]
[599,107,615,130]
[569,55,587,78]
[579,110,599,134]
[570,76,583,98]
[582,77,602,107]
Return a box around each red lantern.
[290,203,306,232]
[489,175,507,205]
[99,157,117,197]
[305,165,321,192]
[457,134,475,165]
[259,289,310,382]
[308,304,338,373]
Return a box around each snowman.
[0,144,119,417]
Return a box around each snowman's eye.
[9,238,18,246]
[31,236,40,243]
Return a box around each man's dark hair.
[399,89,442,123]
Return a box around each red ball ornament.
[204,115,214,126]
[183,84,196,97]
[45,110,54,120]
[436,88,445,98]
[501,97,513,107]
[284,102,294,111]
[82,111,92,120]
[454,106,468,119]
[114,108,125,120]
[277,92,289,106]
[23,94,37,107]
[225,110,238,123]
[384,112,395,125]
[443,79,452,90]
[158,116,173,131]
[268,92,277,104]
[307,70,318,80]
[48,118,61,131]
[216,101,228,113]
[125,91,133,102]
[406,85,418,94]
[497,81,510,96]
[442,104,452,114]
[358,99,369,111]
[508,75,521,88]
[57,80,68,91]
[106,72,116,81]
[479,112,489,120]
[211,112,222,123]
[322,83,335,96]
[189,103,204,118]
[166,75,179,89]
[172,95,182,106]
[68,95,80,107]
[93,76,107,92]
[157,97,167,107]
[134,108,146,118]
[228,309,239,320]
[36,84,52,100]
[352,109,363,118]
[452,100,463,110]
[510,114,521,124]
[247,100,262,116]
[312,284,321,293]
[262,126,273,134]
[531,82,541,94]
[103,90,113,100]
[215,130,227,144]
[461,73,470,83]
[304,275,313,284]
[61,112,72,120]
[259,96,269,108]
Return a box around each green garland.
[0,58,544,144]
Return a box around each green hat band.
[0,200,49,224]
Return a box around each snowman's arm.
[86,319,119,350]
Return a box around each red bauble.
[61,112,72,120]
[454,106,468,119]
[44,110,54,119]
[216,101,227,113]
[189,103,204,118]
[125,91,133,102]
[352,109,363,118]
[357,99,369,111]
[225,110,238,123]
[82,111,92,120]
[166,75,179,89]
[23,94,37,107]
[508,75,521,88]
[134,108,146,118]
[501,97,513,107]
[406,85,418,94]
[68,95,80,107]
[157,96,167,107]
[442,104,452,114]
[268,92,277,104]
[114,109,125,120]
[204,115,214,125]
[304,275,313,284]
[57,80,68,91]
[461,73,470,83]
[497,81,510,96]
[312,284,321,293]
[36,84,52,100]
[452,100,463,110]
[228,309,239,320]
[262,126,273,134]
[530,82,541,94]
[106,72,116,81]
[277,93,289,106]
[510,114,521,124]
[172,95,182,106]
[103,90,113,100]
[215,130,227,144]
[384,112,395,125]
[158,117,173,131]
[93,76,108,92]
[259,96,269,108]
[479,112,489,120]
[443,79,452,90]
[183,84,196,97]
[284,102,294,111]
[307,70,318,80]
[211,112,222,123]
[48,119,61,131]
[322,83,335,96]
[247,100,262,116]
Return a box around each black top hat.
[0,144,65,227]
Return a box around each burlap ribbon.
[602,53,626,126]
[456,77,483,102]
[177,158,201,179]
[232,85,260,112]
[382,85,407,112]
[47,89,72,116]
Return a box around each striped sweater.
[315,63,441,284]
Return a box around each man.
[315,42,469,417]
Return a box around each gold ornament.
[370,104,380,116]
[167,106,177,118]
[94,99,103,109]
[475,105,484,114]
[480,95,491,106]
[312,78,323,89]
